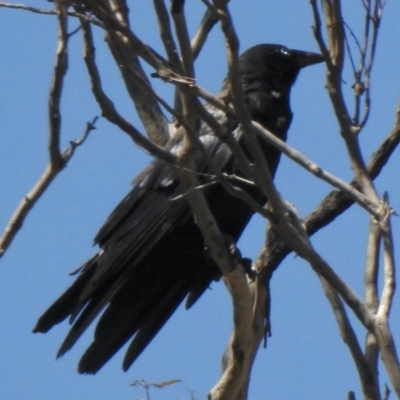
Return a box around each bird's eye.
[280,47,290,56]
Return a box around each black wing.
[34,128,255,373]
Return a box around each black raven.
[33,44,323,374]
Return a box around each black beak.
[291,50,324,68]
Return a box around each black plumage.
[33,44,323,374]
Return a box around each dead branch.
[364,216,382,399]
[311,0,379,201]
[319,275,380,399]
[0,0,92,258]
[0,1,104,27]
[252,121,382,218]
[375,194,400,397]
[191,5,220,59]
[257,99,400,273]
[251,101,400,400]
[79,16,176,163]
[153,0,181,67]
[79,0,171,145]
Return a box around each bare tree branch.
[0,115,97,259]
[250,101,400,400]
[309,4,400,395]
[364,216,382,400]
[0,0,98,253]
[252,121,383,218]
[153,0,181,67]
[311,1,380,201]
[257,99,400,274]
[80,0,172,145]
[207,2,277,398]
[79,16,176,164]
[49,0,69,168]
[374,194,400,397]
[359,0,385,129]
[0,0,84,258]
[318,275,381,400]
[191,5,220,59]
[0,1,104,27]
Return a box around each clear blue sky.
[1,1,400,399]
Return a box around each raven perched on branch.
[33,44,323,374]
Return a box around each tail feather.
[57,276,124,358]
[122,281,190,371]
[33,259,97,334]
[78,275,192,374]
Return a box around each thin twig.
[319,275,379,400]
[152,0,181,67]
[383,384,391,400]
[252,121,383,218]
[171,1,195,78]
[258,99,400,275]
[0,117,97,259]
[191,6,219,59]
[353,0,371,126]
[170,0,196,117]
[0,2,104,27]
[48,0,68,167]
[64,117,98,159]
[373,193,400,397]
[0,3,98,258]
[359,0,385,129]
[311,0,380,202]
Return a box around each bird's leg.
[204,233,257,281]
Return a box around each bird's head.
[232,44,323,135]
[238,44,324,90]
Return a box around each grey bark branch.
[80,17,176,164]
[208,2,273,398]
[318,275,380,400]
[191,6,220,59]
[251,102,400,400]
[153,0,181,67]
[375,194,400,397]
[311,0,380,202]
[364,217,382,400]
[81,0,171,145]
[0,2,104,27]
[0,0,97,258]
[252,121,382,218]
[309,4,399,396]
